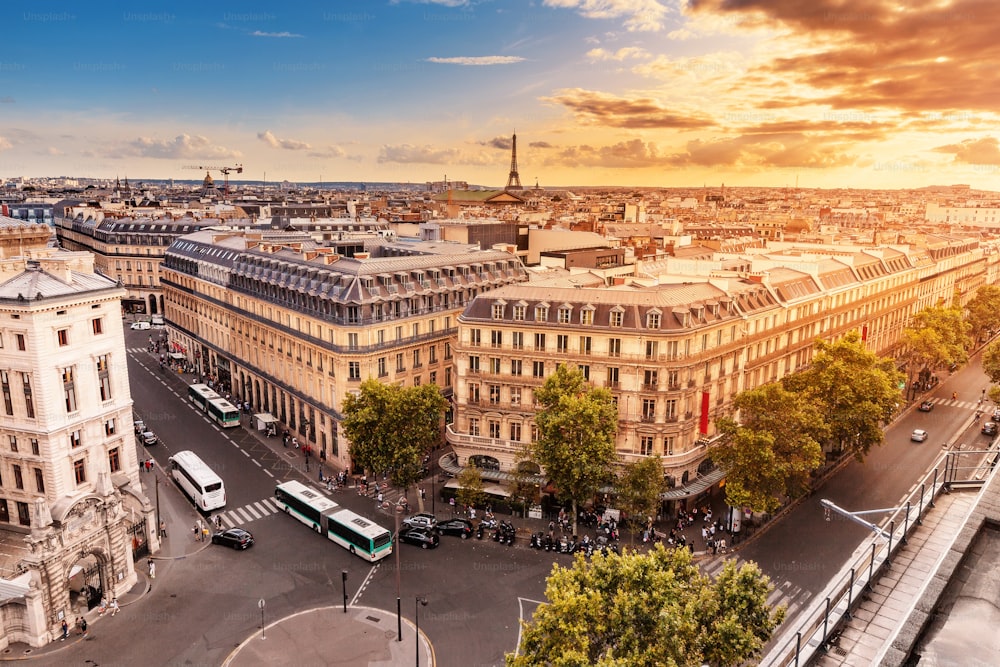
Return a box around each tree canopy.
[507,544,784,667]
[782,331,903,461]
[714,383,827,513]
[533,364,619,536]
[899,305,970,378]
[341,379,448,489]
[614,457,665,539]
[456,465,487,510]
[965,285,1000,347]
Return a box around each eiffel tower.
[505,132,523,191]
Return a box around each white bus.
[274,481,392,562]
[188,383,220,411]
[169,450,227,511]
[207,397,241,428]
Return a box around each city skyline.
[1,0,997,190]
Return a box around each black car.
[918,400,934,412]
[436,518,474,539]
[211,527,254,550]
[398,526,440,549]
[983,422,998,436]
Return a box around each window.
[8,435,16,452]
[348,333,359,350]
[557,335,569,353]
[645,340,658,360]
[580,309,594,325]
[445,367,452,387]
[490,357,501,374]
[16,501,29,527]
[533,361,545,378]
[606,367,619,387]
[511,359,522,376]
[610,310,623,327]
[15,334,25,351]
[641,399,656,422]
[410,349,420,368]
[70,430,82,448]
[97,355,112,401]
[470,329,481,347]
[534,333,546,350]
[0,372,11,416]
[511,387,522,405]
[348,362,361,380]
[377,357,387,377]
[510,422,522,442]
[30,438,38,456]
[492,303,505,320]
[491,330,502,348]
[22,374,33,418]
[488,420,501,439]
[511,331,524,350]
[62,367,77,412]
[640,436,654,456]
[74,459,86,485]
[396,353,405,372]
[468,417,480,436]
[647,312,661,329]
[535,306,548,321]
[12,465,22,490]
[92,318,103,335]
[665,399,678,420]
[579,364,589,380]
[444,343,452,359]
[513,305,525,321]
[34,468,44,493]
[468,383,480,404]
[579,336,592,355]
[664,436,675,455]
[489,384,501,405]
[469,356,480,374]
[429,345,437,363]
[57,328,69,346]
[558,307,572,324]
[608,338,621,357]
[105,418,116,436]
[643,369,658,390]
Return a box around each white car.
[910,429,928,442]
[130,321,151,330]
[402,513,438,530]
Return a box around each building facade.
[160,230,528,472]
[0,250,152,648]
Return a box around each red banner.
[700,391,710,434]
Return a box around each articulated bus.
[169,450,226,511]
[188,383,221,411]
[274,481,393,562]
[207,397,241,428]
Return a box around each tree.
[614,457,665,542]
[342,380,448,490]
[507,544,784,667]
[533,364,619,536]
[508,451,541,517]
[714,383,827,513]
[783,331,903,461]
[983,340,1000,385]
[899,305,970,384]
[456,465,486,511]
[965,285,1000,346]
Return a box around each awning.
[168,353,184,360]
[253,413,279,431]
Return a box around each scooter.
[476,523,484,540]
[543,534,554,551]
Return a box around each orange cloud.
[932,137,1000,166]
[542,88,715,129]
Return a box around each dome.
[203,172,215,186]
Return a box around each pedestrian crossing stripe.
[215,497,282,528]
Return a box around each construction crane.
[181,164,243,198]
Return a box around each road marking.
[242,504,262,520]
[350,565,379,607]
[513,597,547,657]
[241,449,251,457]
[264,469,274,478]
[252,459,262,467]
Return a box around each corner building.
[160,230,528,472]
[0,250,151,648]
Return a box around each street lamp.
[258,598,265,640]
[415,596,428,667]
[341,570,348,614]
[395,504,404,641]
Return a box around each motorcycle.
[476,523,484,540]
[492,527,502,542]
[529,532,544,549]
[543,534,554,551]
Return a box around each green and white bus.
[207,397,241,428]
[188,383,220,411]
[274,481,393,562]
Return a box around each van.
[130,321,151,330]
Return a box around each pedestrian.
[148,558,155,579]
[318,467,324,482]
[202,525,210,541]
[292,437,298,449]
[110,598,119,616]
[194,520,203,541]
[60,618,68,640]
[80,617,88,637]
[159,520,167,538]
[75,617,83,635]
[214,514,222,530]
[377,491,384,506]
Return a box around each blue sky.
[1,1,999,189]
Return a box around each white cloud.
[109,134,241,160]
[377,144,460,164]
[46,147,64,156]
[543,0,670,32]
[586,46,649,61]
[250,30,303,38]
[426,56,526,66]
[258,130,311,150]
[0,137,12,151]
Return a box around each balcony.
[642,383,658,391]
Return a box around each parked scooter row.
[491,520,516,545]
[528,531,621,556]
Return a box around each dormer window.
[535,305,549,321]
[610,308,624,327]
[647,311,661,329]
[492,302,506,320]
[580,305,595,325]
[558,306,572,324]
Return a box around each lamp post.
[415,596,428,667]
[258,598,265,640]
[341,570,348,613]
[395,504,403,641]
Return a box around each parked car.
[402,513,438,530]
[211,528,254,550]
[398,526,439,549]
[130,321,151,330]
[983,422,998,436]
[918,400,934,412]
[436,518,474,539]
[910,429,929,442]
[992,408,1000,422]
[140,430,158,446]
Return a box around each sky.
[0,0,998,190]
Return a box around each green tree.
[508,452,541,518]
[783,331,903,461]
[507,543,784,667]
[614,457,665,542]
[983,340,1000,385]
[714,383,827,513]
[533,364,619,536]
[966,285,1000,346]
[899,305,970,383]
[342,380,447,490]
[456,465,487,511]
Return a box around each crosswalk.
[215,497,283,528]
